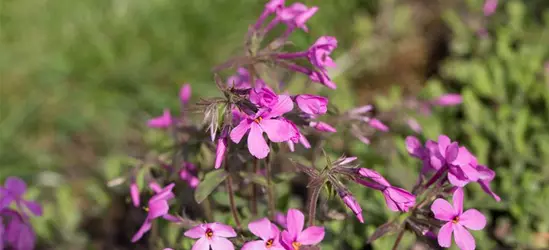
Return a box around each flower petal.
[248,123,270,159]
[445,142,459,163]
[148,200,169,219]
[296,226,325,245]
[184,225,206,239]
[431,198,455,221]
[214,137,227,169]
[248,218,274,240]
[453,223,476,250]
[210,222,237,237]
[5,177,27,196]
[191,237,211,250]
[241,240,267,250]
[261,119,295,142]
[437,135,451,154]
[357,168,391,187]
[453,188,464,215]
[131,220,152,242]
[210,236,235,250]
[265,95,294,118]
[230,119,252,143]
[286,208,305,239]
[460,209,487,230]
[437,222,453,248]
[23,200,43,216]
[478,179,501,202]
[405,136,424,158]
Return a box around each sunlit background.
[1,0,549,249]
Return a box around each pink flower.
[428,135,481,187]
[286,121,311,152]
[242,218,285,250]
[340,193,364,223]
[277,3,318,32]
[474,164,500,201]
[184,222,237,250]
[483,0,498,16]
[275,212,287,228]
[132,183,175,242]
[431,94,463,106]
[356,168,416,212]
[147,109,172,128]
[309,69,336,89]
[180,83,192,104]
[0,177,42,216]
[431,188,486,250]
[179,163,200,188]
[295,94,328,115]
[308,36,337,68]
[406,118,422,133]
[130,181,140,207]
[251,87,279,108]
[281,209,325,249]
[230,95,297,159]
[309,121,336,133]
[368,118,389,132]
[214,128,229,169]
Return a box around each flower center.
[206,228,214,239]
[292,242,301,250]
[253,117,263,124]
[452,216,460,223]
[265,239,274,248]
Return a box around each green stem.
[391,228,406,250]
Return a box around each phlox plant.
[118,0,501,250]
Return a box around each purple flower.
[251,87,279,108]
[474,164,500,201]
[1,211,36,250]
[483,0,498,16]
[184,222,237,250]
[308,36,337,68]
[277,3,318,32]
[406,118,422,133]
[147,109,172,128]
[428,135,481,187]
[0,217,4,250]
[180,83,192,105]
[242,218,285,250]
[355,168,416,212]
[132,183,175,242]
[431,188,486,250]
[431,94,463,106]
[214,128,229,169]
[286,121,311,152]
[230,95,297,159]
[309,121,336,133]
[179,163,200,188]
[295,94,328,115]
[309,69,336,89]
[0,177,42,217]
[280,209,325,249]
[340,193,364,223]
[368,118,389,132]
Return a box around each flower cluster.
[401,135,500,250]
[0,177,42,250]
[123,1,498,250]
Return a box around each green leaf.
[194,169,229,204]
[239,171,268,187]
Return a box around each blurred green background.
[1,0,549,249]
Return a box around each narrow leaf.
[194,169,229,204]
[239,172,268,187]
[368,221,399,243]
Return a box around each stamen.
[452,216,460,223]
[253,117,263,123]
[206,228,214,239]
[266,239,274,247]
[292,242,301,250]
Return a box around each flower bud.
[295,94,328,115]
